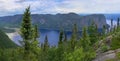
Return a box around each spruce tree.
[40,35,49,61]
[110,19,113,32]
[43,35,49,51]
[117,18,120,29]
[63,33,67,42]
[111,19,113,27]
[63,33,67,51]
[31,25,40,55]
[102,25,106,35]
[70,24,78,51]
[80,27,90,51]
[58,29,64,45]
[56,30,65,61]
[32,25,39,41]
[88,22,98,46]
[20,6,32,54]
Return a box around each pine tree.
[58,29,64,45]
[63,33,67,42]
[40,35,49,61]
[88,22,98,46]
[80,27,91,51]
[20,6,32,54]
[113,25,117,33]
[103,25,106,35]
[111,19,113,27]
[117,18,120,29]
[43,35,49,51]
[56,30,65,61]
[31,25,40,55]
[70,24,78,51]
[32,25,39,41]
[110,19,113,32]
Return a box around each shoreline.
[6,32,18,40]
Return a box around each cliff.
[0,13,107,31]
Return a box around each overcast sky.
[0,0,120,16]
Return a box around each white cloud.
[0,0,120,16]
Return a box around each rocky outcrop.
[93,49,120,61]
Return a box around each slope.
[0,29,17,48]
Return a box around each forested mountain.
[104,14,120,20]
[0,29,17,48]
[0,13,106,31]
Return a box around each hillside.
[104,14,120,20]
[0,13,107,31]
[0,29,17,48]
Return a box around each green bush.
[101,44,109,52]
[111,33,120,50]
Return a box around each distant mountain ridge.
[104,14,120,20]
[0,13,106,31]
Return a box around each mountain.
[0,13,107,31]
[0,29,17,48]
[79,14,120,20]
[104,14,120,20]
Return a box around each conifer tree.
[80,27,91,51]
[43,35,49,51]
[20,6,32,54]
[31,25,40,55]
[32,25,39,41]
[63,33,67,42]
[58,29,64,45]
[111,19,113,27]
[110,19,113,32]
[103,25,106,35]
[40,35,49,61]
[117,18,120,29]
[56,31,65,61]
[88,22,98,45]
[63,33,67,51]
[70,24,78,51]
[113,25,117,33]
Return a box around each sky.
[0,0,120,16]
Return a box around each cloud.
[0,0,120,16]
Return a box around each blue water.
[13,19,116,46]
[13,29,72,46]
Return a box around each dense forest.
[0,7,120,61]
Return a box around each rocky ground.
[93,49,120,61]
